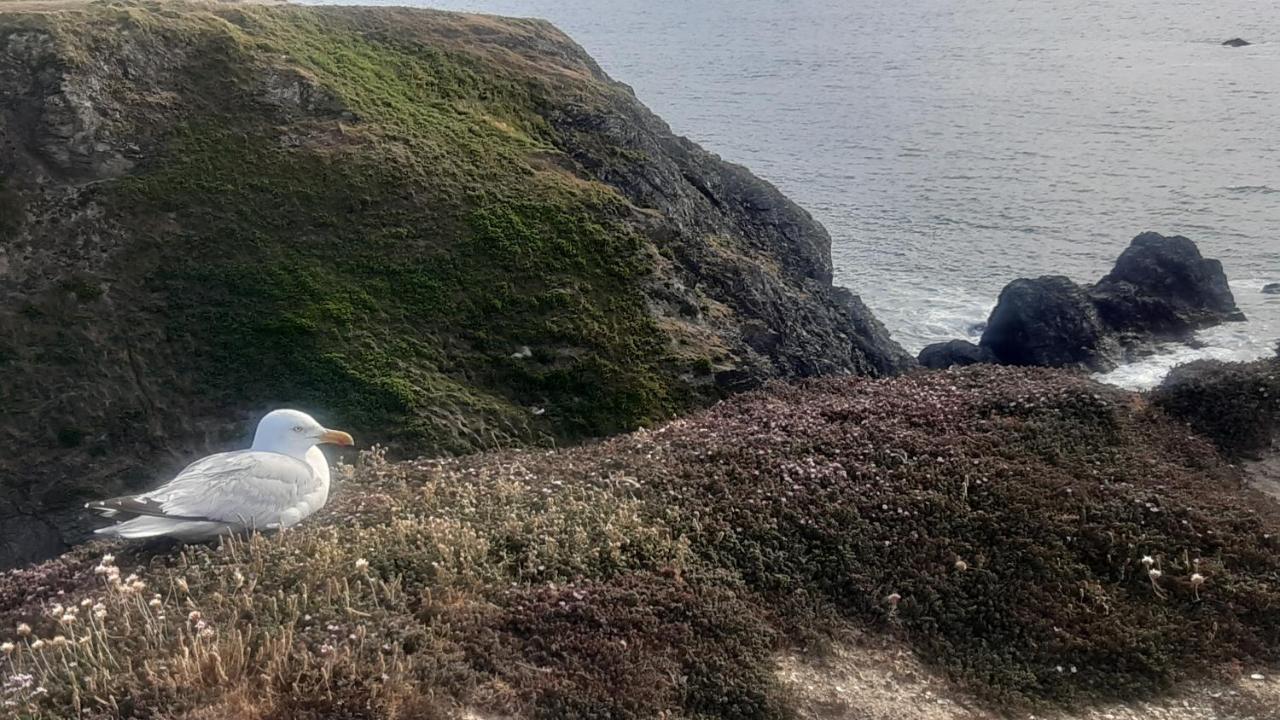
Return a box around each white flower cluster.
[47,603,79,627]
[1,672,46,704]
[1140,554,1208,598]
[93,554,120,582]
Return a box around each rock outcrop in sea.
[921,232,1244,371]
[1089,231,1244,337]
[980,275,1119,370]
[916,338,995,369]
[0,2,910,569]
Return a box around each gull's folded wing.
[86,450,318,529]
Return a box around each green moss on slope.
[64,3,682,452]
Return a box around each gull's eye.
[293,425,305,433]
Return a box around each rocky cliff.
[0,1,910,568]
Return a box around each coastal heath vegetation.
[3,366,1279,718]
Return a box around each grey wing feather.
[87,451,318,528]
[85,496,212,521]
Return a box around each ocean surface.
[314,0,1279,388]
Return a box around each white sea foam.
[1095,284,1279,390]
[884,281,1277,392]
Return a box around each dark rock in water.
[1089,231,1245,338]
[918,339,996,369]
[1222,38,1251,47]
[1263,283,1280,295]
[980,276,1119,371]
[929,232,1242,374]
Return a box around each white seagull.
[86,409,354,540]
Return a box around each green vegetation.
[3,367,1278,718]
[44,2,688,455]
[1152,352,1280,459]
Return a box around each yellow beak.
[318,429,355,447]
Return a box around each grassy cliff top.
[2,365,1278,718]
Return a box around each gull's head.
[252,409,354,458]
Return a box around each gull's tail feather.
[86,496,208,521]
[87,504,122,518]
[94,516,234,541]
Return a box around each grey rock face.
[542,75,914,382]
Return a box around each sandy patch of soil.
[778,634,1279,720]
[1244,453,1280,503]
